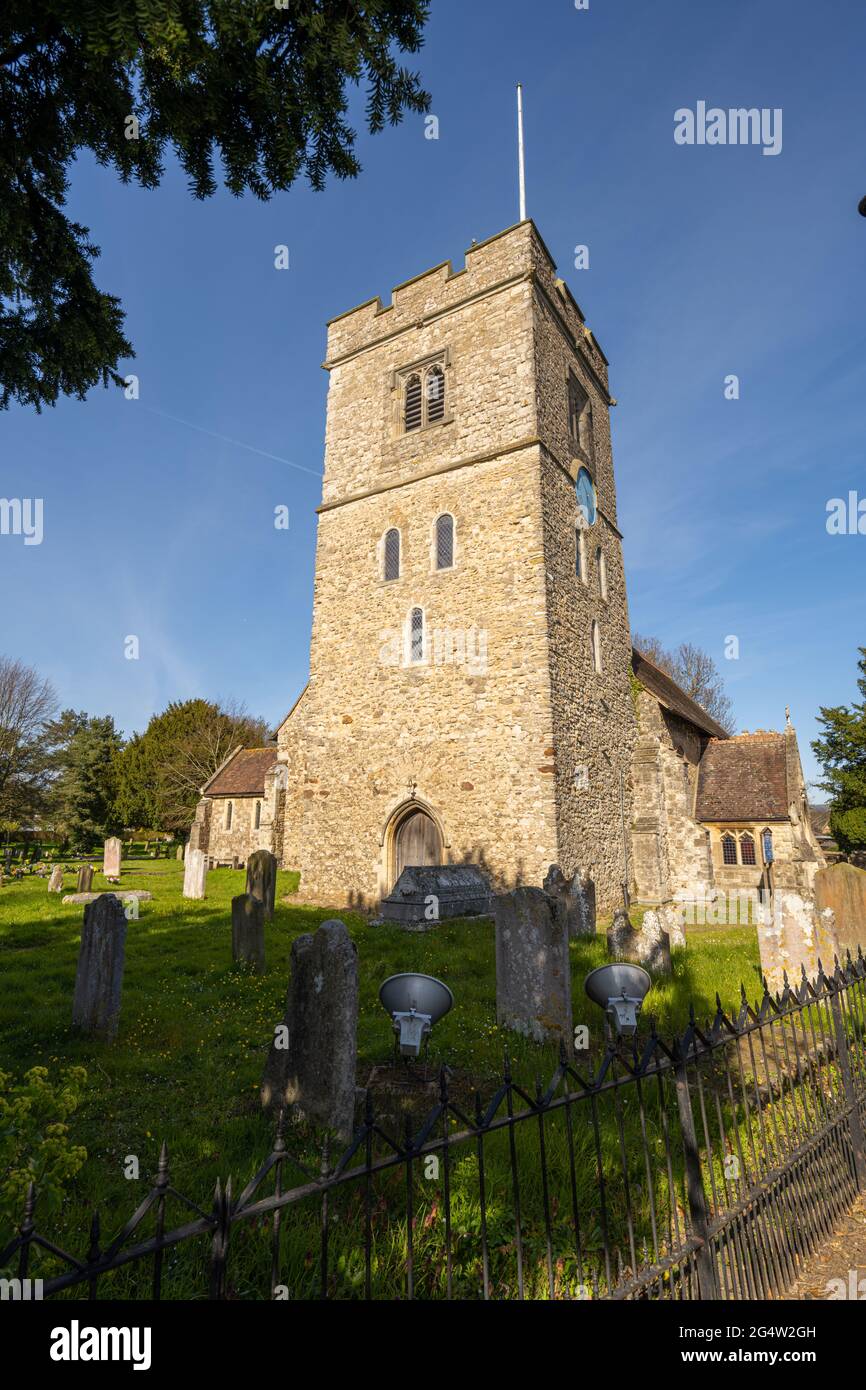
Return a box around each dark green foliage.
[812,648,866,851]
[44,709,124,844]
[0,1,431,409]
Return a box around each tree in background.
[633,633,736,735]
[114,698,270,833]
[0,655,57,826]
[812,647,866,853]
[44,710,124,846]
[0,0,431,410]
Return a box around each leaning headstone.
[758,893,841,995]
[182,848,207,900]
[103,836,122,880]
[607,908,642,962]
[246,849,277,921]
[232,894,265,973]
[494,887,572,1044]
[48,865,64,893]
[261,919,359,1138]
[543,863,596,939]
[636,910,672,976]
[77,863,94,894]
[661,902,687,948]
[72,894,127,1040]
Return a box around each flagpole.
[517,84,526,222]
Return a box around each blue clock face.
[576,468,597,527]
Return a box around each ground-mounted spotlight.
[378,973,454,1058]
[584,963,652,1040]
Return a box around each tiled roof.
[203,747,279,798]
[695,733,789,822]
[631,647,729,740]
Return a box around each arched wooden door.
[394,810,442,882]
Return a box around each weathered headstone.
[232,893,265,973]
[176,844,185,861]
[543,863,596,939]
[494,887,572,1044]
[261,919,359,1138]
[814,863,866,956]
[62,890,152,905]
[607,908,641,962]
[48,864,64,893]
[77,863,94,894]
[758,893,841,995]
[246,849,277,921]
[636,910,672,976]
[182,847,207,900]
[661,902,687,948]
[103,836,122,879]
[72,894,127,1040]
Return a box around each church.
[188,219,824,911]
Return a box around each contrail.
[142,405,323,477]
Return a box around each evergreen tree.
[1,1,430,409]
[812,648,866,852]
[46,710,124,845]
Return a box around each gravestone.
[77,863,94,894]
[3,848,11,872]
[607,908,641,962]
[543,863,596,939]
[176,845,185,861]
[62,890,152,905]
[379,864,491,928]
[661,902,687,948]
[48,865,64,893]
[814,863,866,956]
[757,893,841,995]
[636,910,672,976]
[261,919,359,1138]
[494,887,572,1044]
[103,836,122,879]
[183,848,207,900]
[246,849,277,921]
[72,894,127,1040]
[232,893,265,973]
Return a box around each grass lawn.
[0,861,762,1298]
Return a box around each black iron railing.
[4,950,866,1300]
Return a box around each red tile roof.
[203,747,279,798]
[695,733,790,822]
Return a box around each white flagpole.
[517,84,526,222]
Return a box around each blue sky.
[3,0,865,791]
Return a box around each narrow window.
[591,619,602,674]
[435,513,454,570]
[761,829,774,864]
[384,528,400,581]
[426,364,445,423]
[575,527,585,580]
[410,607,424,663]
[254,801,262,830]
[722,834,738,866]
[404,374,422,432]
[596,547,607,601]
[225,801,233,830]
[740,833,756,866]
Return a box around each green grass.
[0,863,762,1298]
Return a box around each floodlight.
[584,963,652,1039]
[379,973,454,1058]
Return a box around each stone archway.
[384,800,445,891]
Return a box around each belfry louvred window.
[404,374,422,432]
[426,365,445,422]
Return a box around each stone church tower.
[277,220,637,909]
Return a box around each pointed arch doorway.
[394,809,442,880]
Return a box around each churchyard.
[0,857,768,1298]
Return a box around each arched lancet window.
[575,526,585,580]
[426,364,445,423]
[384,527,400,581]
[596,546,607,601]
[254,801,262,830]
[435,513,454,570]
[225,801,233,830]
[591,619,602,674]
[410,607,424,664]
[761,828,774,864]
[740,832,756,866]
[404,374,422,432]
[722,833,737,865]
